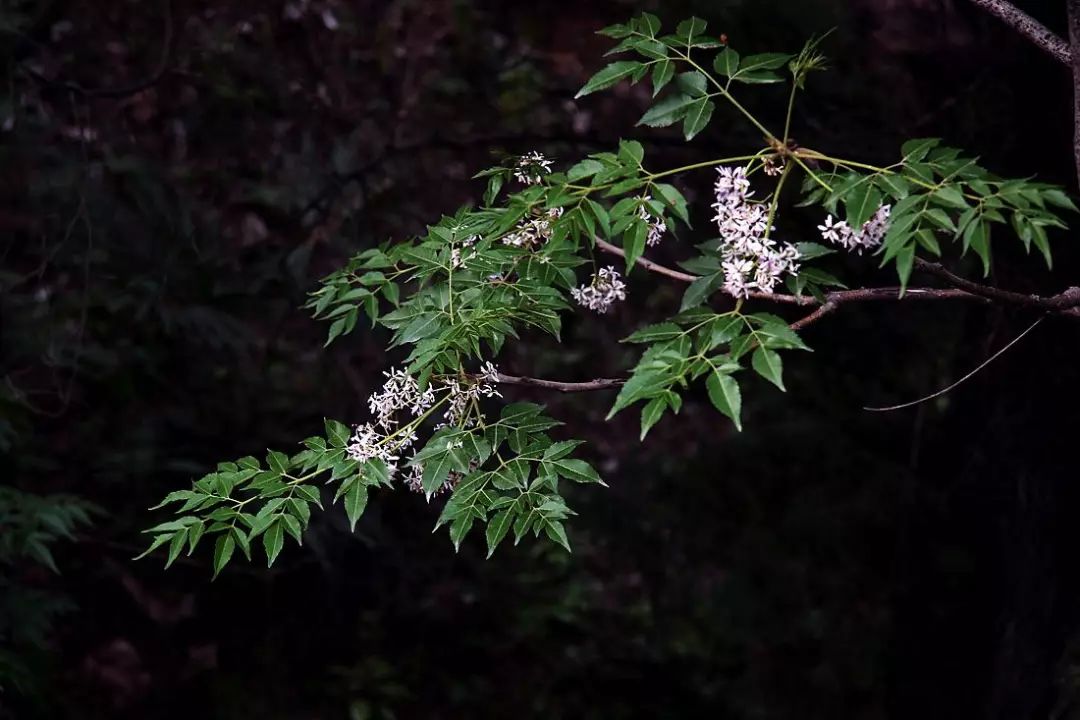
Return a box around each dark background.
[3,0,1080,718]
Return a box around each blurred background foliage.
[3,0,1080,718]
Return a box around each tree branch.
[913,258,1080,310]
[495,373,625,393]
[595,238,700,283]
[968,0,1080,186]
[1068,0,1080,187]
[494,271,988,394]
[789,302,837,331]
[492,221,1080,396]
[494,300,888,393]
[968,0,1071,66]
[595,237,989,307]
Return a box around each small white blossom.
[479,361,500,384]
[513,151,553,185]
[347,366,503,488]
[762,156,784,177]
[637,197,667,247]
[714,165,752,204]
[572,266,627,313]
[401,463,425,493]
[502,207,561,248]
[346,422,415,478]
[450,247,475,269]
[818,205,892,254]
[404,462,471,497]
[443,377,501,427]
[722,257,755,298]
[366,367,435,429]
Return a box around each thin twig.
[497,297,916,392]
[864,317,1044,412]
[595,238,699,283]
[790,302,836,331]
[968,0,1070,66]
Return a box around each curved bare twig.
[864,316,1044,412]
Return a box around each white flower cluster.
[346,367,434,476]
[400,465,426,494]
[367,367,436,429]
[513,151,553,185]
[441,375,501,428]
[638,197,667,247]
[346,421,415,470]
[402,462,477,496]
[479,361,500,383]
[447,228,478,269]
[571,266,627,313]
[712,166,800,297]
[502,206,563,248]
[346,365,502,493]
[817,205,892,254]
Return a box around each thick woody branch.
[498,235,1079,394]
[968,0,1080,186]
[595,237,988,307]
[914,258,1080,311]
[495,373,625,393]
[1068,0,1080,187]
[969,0,1071,66]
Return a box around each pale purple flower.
[818,205,892,254]
[367,367,435,429]
[513,151,553,185]
[502,207,562,248]
[401,463,425,493]
[443,377,501,427]
[714,166,752,203]
[346,422,415,477]
[637,197,667,247]
[762,156,784,177]
[712,166,800,298]
[572,266,627,313]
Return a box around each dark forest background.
[3,0,1080,718]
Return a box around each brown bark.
[969,0,1070,65]
[1069,0,1080,189]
